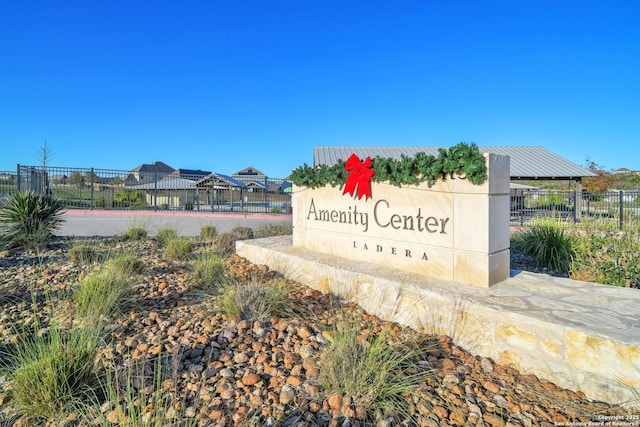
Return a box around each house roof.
[233,166,267,177]
[168,169,211,180]
[313,145,595,180]
[130,161,175,174]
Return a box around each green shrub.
[155,227,178,247]
[217,278,292,321]
[5,323,102,421]
[192,251,226,288]
[571,227,640,288]
[113,189,147,208]
[215,227,254,256]
[163,237,193,261]
[200,224,217,240]
[0,190,65,250]
[317,324,433,423]
[231,226,254,240]
[254,223,293,238]
[514,220,575,273]
[123,226,147,241]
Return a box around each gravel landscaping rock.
[0,236,630,426]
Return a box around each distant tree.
[84,171,98,184]
[609,169,640,190]
[114,189,147,208]
[37,140,53,194]
[37,139,52,170]
[68,172,85,188]
[582,158,615,193]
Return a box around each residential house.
[125,161,175,185]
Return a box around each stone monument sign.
[292,149,510,287]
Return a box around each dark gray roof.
[313,146,595,180]
[130,161,175,174]
[169,169,211,180]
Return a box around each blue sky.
[1,1,639,178]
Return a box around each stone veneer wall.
[236,236,640,408]
[292,153,511,288]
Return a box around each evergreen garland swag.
[290,142,488,189]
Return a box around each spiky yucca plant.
[0,190,65,250]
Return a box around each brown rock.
[279,385,295,404]
[208,409,224,419]
[449,410,466,426]
[328,393,342,410]
[297,326,312,339]
[484,413,506,427]
[241,373,261,386]
[341,404,355,418]
[275,319,289,331]
[483,380,501,394]
[256,352,269,364]
[286,375,301,387]
[433,405,449,420]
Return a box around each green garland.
[291,142,488,189]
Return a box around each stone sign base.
[237,235,640,409]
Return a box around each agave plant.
[0,190,65,250]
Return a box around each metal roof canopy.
[313,146,595,181]
[196,172,247,189]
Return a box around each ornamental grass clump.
[192,251,226,289]
[86,354,201,427]
[217,277,293,321]
[317,323,433,423]
[154,227,178,247]
[68,241,101,265]
[122,225,147,241]
[512,219,576,274]
[75,267,134,322]
[163,237,194,261]
[200,224,217,240]
[0,190,65,251]
[4,322,102,421]
[106,251,145,276]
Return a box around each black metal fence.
[0,165,293,215]
[2,166,638,226]
[510,189,640,229]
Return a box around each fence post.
[154,172,158,211]
[519,189,524,227]
[90,167,95,210]
[16,164,21,192]
[573,190,578,223]
[264,176,268,214]
[619,191,624,230]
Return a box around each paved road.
[58,210,292,237]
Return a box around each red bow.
[343,153,374,200]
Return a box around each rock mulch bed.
[0,237,629,426]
